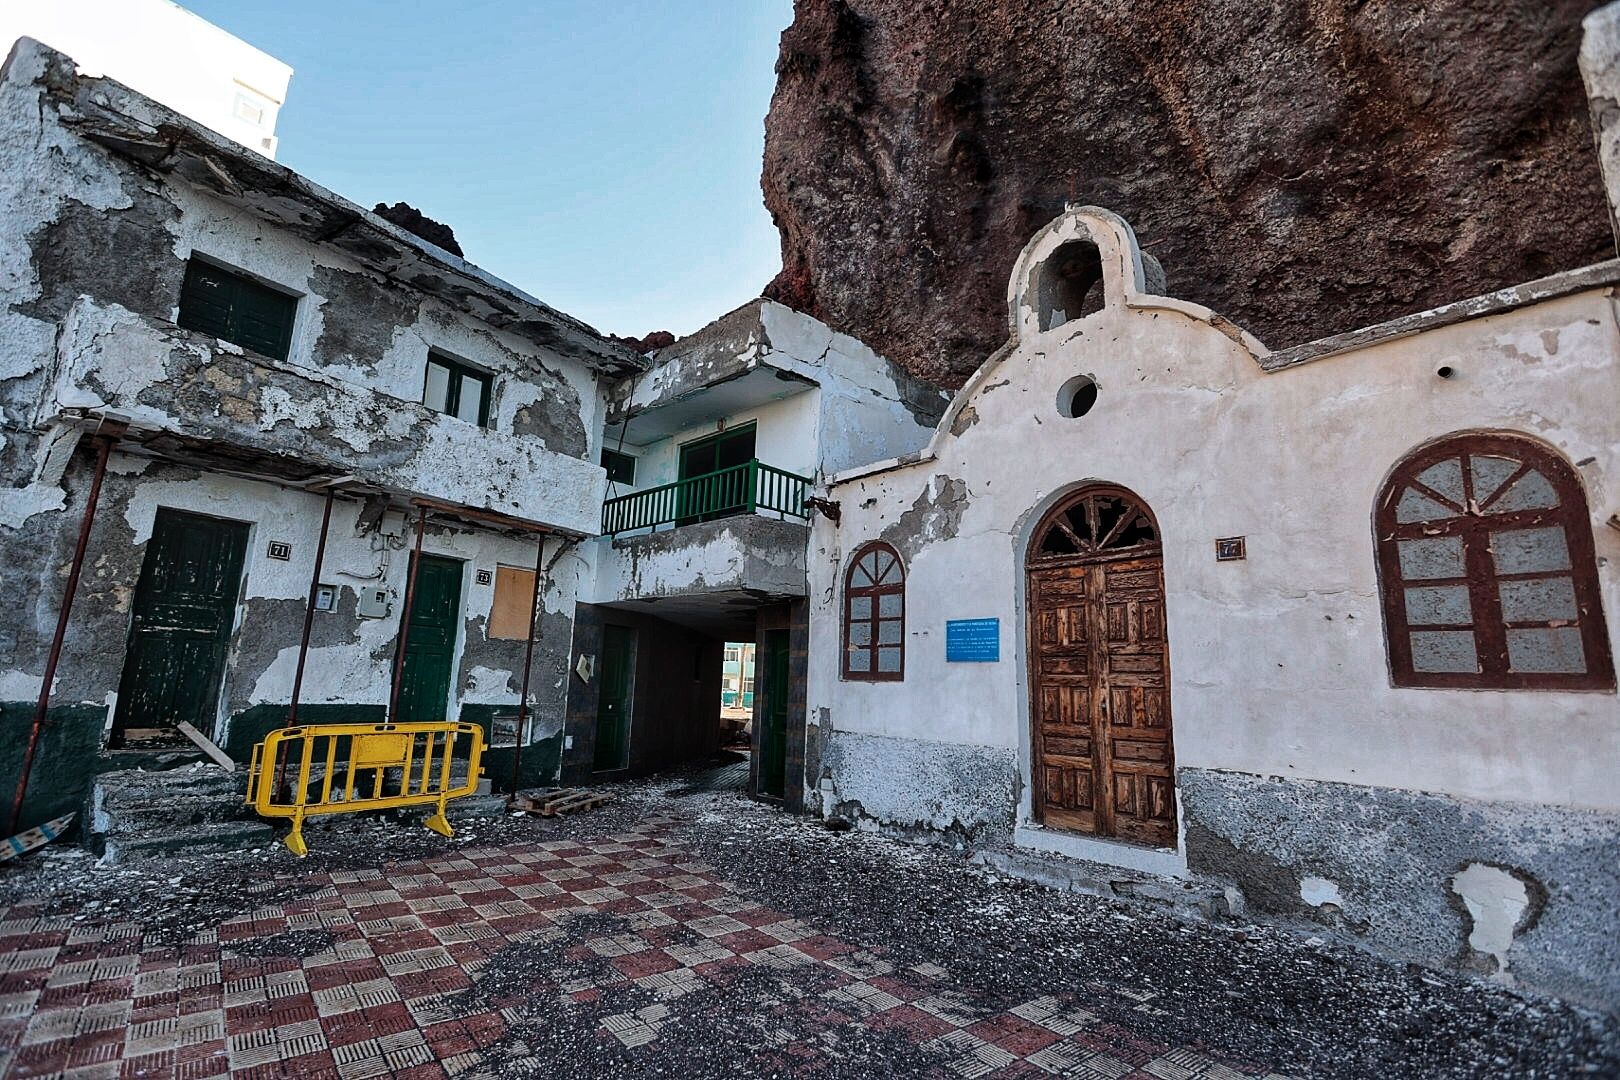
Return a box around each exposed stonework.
[762,0,1612,385]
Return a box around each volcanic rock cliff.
[761,0,1612,386]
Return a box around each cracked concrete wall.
[1180,769,1620,1011]
[804,207,1620,1001]
[0,39,611,533]
[819,729,1018,846]
[587,516,810,605]
[0,40,601,809]
[810,208,1620,816]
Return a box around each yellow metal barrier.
[246,722,485,856]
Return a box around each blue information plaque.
[946,618,1000,662]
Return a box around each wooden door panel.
[1038,683,1091,729]
[1030,543,1176,848]
[1110,738,1168,763]
[114,509,248,745]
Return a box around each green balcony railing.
[601,458,813,536]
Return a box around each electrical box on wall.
[378,510,407,538]
[357,587,391,619]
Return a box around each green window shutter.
[176,260,235,341]
[177,258,297,362]
[601,448,636,484]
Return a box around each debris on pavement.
[0,760,1614,1079]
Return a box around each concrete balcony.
[44,298,605,535]
[589,512,809,635]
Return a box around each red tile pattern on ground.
[0,813,1292,1079]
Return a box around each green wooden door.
[593,625,635,771]
[676,424,756,524]
[757,629,790,798]
[397,554,463,722]
[113,508,250,747]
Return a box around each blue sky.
[183,0,793,339]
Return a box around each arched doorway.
[1026,485,1176,847]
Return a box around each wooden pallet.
[510,787,613,817]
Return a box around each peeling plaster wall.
[596,301,945,605]
[820,729,1018,845]
[0,453,582,746]
[0,39,610,533]
[805,208,1620,1003]
[587,516,809,606]
[0,40,606,810]
[1180,769,1620,1010]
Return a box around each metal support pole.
[387,504,428,725]
[288,488,335,726]
[276,486,336,796]
[10,435,114,835]
[510,535,549,793]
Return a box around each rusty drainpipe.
[275,486,336,796]
[386,504,428,725]
[509,535,551,793]
[9,432,117,836]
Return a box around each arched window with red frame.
[1374,432,1613,690]
[843,541,905,681]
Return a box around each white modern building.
[0,0,291,157]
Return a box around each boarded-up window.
[843,541,904,681]
[488,565,536,640]
[1374,432,1613,690]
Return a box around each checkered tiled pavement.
[0,812,1294,1079]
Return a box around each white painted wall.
[809,209,1620,825]
[623,392,822,494]
[104,456,581,744]
[1,0,291,157]
[0,43,610,534]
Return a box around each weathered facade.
[804,195,1620,1006]
[565,299,945,796]
[5,4,1619,1020]
[0,39,644,825]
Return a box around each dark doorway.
[756,628,789,798]
[113,508,249,747]
[397,554,462,722]
[677,423,757,524]
[593,624,636,771]
[1027,486,1176,848]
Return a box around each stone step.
[446,794,510,823]
[971,846,1234,922]
[99,819,275,866]
[90,765,256,839]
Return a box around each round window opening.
[1057,375,1099,418]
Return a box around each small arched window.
[843,541,905,681]
[1375,432,1613,690]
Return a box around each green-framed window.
[601,447,636,484]
[176,258,298,361]
[423,352,493,428]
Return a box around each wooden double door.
[1027,487,1176,848]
